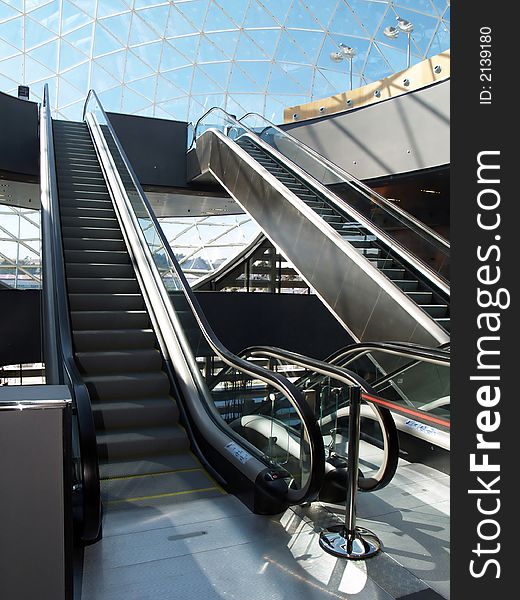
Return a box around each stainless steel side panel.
[192,130,449,347]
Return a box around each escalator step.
[96,425,189,462]
[62,237,127,251]
[98,453,198,479]
[393,279,419,291]
[70,309,150,330]
[72,328,156,352]
[64,250,130,264]
[92,397,179,431]
[84,371,170,401]
[381,268,406,280]
[66,277,140,293]
[406,291,433,303]
[420,305,448,318]
[75,349,162,375]
[68,293,145,311]
[61,226,123,240]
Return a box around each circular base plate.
[319,525,381,560]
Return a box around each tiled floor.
[79,462,449,600]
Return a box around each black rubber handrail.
[83,90,325,506]
[40,84,101,543]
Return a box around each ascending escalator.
[40,86,328,543]
[188,109,450,348]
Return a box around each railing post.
[319,386,382,559]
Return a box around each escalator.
[188,109,450,348]
[40,85,328,543]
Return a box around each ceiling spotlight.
[339,43,357,59]
[330,51,343,62]
[383,25,400,39]
[397,18,414,34]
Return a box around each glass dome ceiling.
[0,0,450,123]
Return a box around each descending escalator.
[40,85,329,543]
[189,109,450,348]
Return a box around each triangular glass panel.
[0,38,17,61]
[124,50,155,82]
[285,1,321,31]
[68,0,97,19]
[138,4,170,37]
[223,94,249,118]
[313,68,348,98]
[0,16,23,50]
[162,66,194,94]
[428,26,450,57]
[160,42,192,71]
[253,0,292,26]
[228,92,265,115]
[288,30,326,64]
[275,31,313,64]
[158,96,190,121]
[24,16,55,49]
[328,3,366,38]
[303,0,337,30]
[280,63,313,94]
[176,0,209,31]
[0,72,17,93]
[263,95,292,123]
[99,12,132,45]
[0,54,23,84]
[431,0,449,15]
[28,1,60,34]
[93,24,124,57]
[233,61,270,90]
[191,66,225,94]
[166,7,199,37]
[98,86,123,112]
[90,61,121,91]
[127,74,157,102]
[268,63,307,94]
[28,38,59,69]
[97,0,131,18]
[128,13,161,46]
[60,60,90,91]
[198,62,231,87]
[155,75,185,102]
[197,34,228,63]
[363,45,393,82]
[395,0,435,14]
[121,86,150,114]
[196,92,227,112]
[57,76,84,107]
[56,99,84,121]
[203,2,236,32]
[236,29,280,61]
[169,35,200,61]
[228,64,261,94]
[24,55,55,82]
[63,23,94,55]
[0,3,20,22]
[61,0,91,35]
[131,40,163,70]
[204,31,239,59]
[93,49,127,82]
[243,3,278,29]
[345,0,388,33]
[376,44,407,74]
[215,0,248,27]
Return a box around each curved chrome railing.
[40,84,101,542]
[210,345,401,492]
[83,90,325,505]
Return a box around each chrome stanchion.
[319,386,382,559]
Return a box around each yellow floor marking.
[106,485,224,505]
[188,449,227,494]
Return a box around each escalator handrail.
[192,107,449,298]
[40,84,101,542]
[233,345,450,430]
[325,341,451,368]
[83,89,325,505]
[239,112,450,252]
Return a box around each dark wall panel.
[196,292,354,359]
[0,290,41,366]
[0,92,39,177]
[107,112,188,188]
